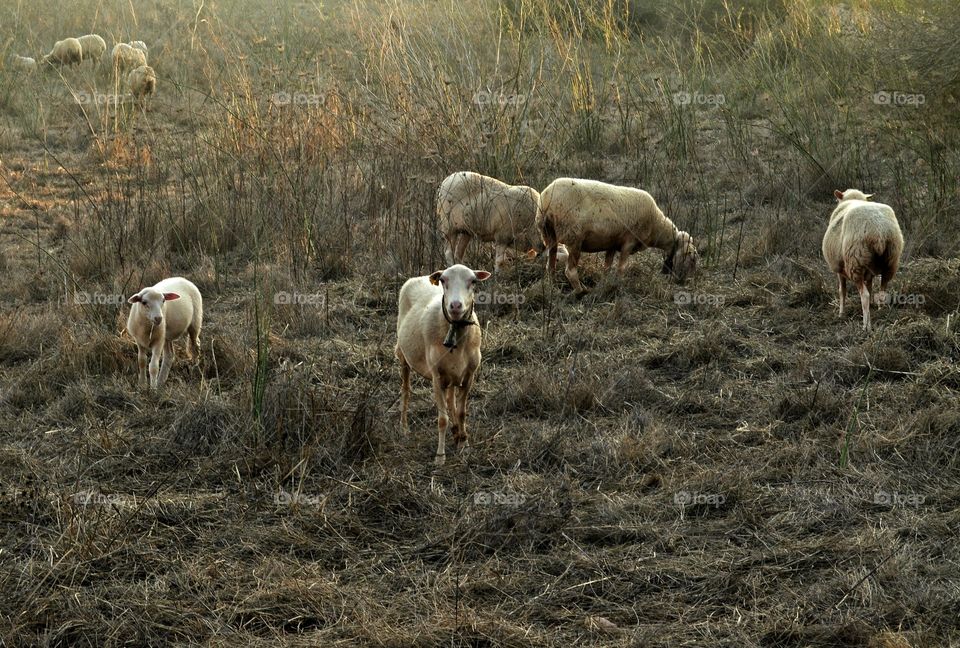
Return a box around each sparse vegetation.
[1,0,959,645]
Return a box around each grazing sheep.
[437,171,568,272]
[42,38,83,67]
[126,65,156,103]
[10,55,37,73]
[822,189,904,331]
[112,42,147,73]
[396,264,491,466]
[126,277,203,390]
[77,34,106,64]
[538,178,700,294]
[129,40,148,55]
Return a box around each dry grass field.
[1,0,959,645]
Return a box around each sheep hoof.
[434,454,446,467]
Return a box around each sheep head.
[128,288,181,326]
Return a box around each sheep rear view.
[538,178,699,294]
[77,34,106,63]
[395,264,491,466]
[126,277,203,389]
[127,65,157,104]
[437,171,561,273]
[822,189,904,331]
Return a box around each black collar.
[441,301,475,350]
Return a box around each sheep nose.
[449,300,463,313]
[153,316,162,325]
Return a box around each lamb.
[126,65,157,103]
[10,55,37,73]
[395,263,491,466]
[42,38,83,67]
[77,34,107,64]
[822,189,904,331]
[112,42,147,73]
[437,171,568,272]
[126,277,203,390]
[538,177,700,294]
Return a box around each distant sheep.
[437,171,568,272]
[129,40,148,55]
[126,277,203,390]
[822,189,904,331]
[112,42,147,72]
[126,65,156,103]
[77,34,106,64]
[538,178,700,294]
[10,55,37,73]
[395,264,490,466]
[42,38,83,67]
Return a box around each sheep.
[822,189,904,331]
[126,277,203,390]
[42,38,83,68]
[126,65,156,103]
[112,42,147,73]
[395,263,491,466]
[10,55,37,73]
[129,40,148,55]
[437,171,568,273]
[538,178,700,294]
[77,34,106,64]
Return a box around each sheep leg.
[445,386,460,452]
[564,246,587,295]
[454,372,475,455]
[873,276,886,307]
[158,340,175,386]
[453,233,471,264]
[837,275,846,317]
[187,324,201,362]
[547,245,558,273]
[399,358,411,432]
[856,280,871,331]
[494,243,507,274]
[617,243,635,275]
[136,346,149,387]
[443,233,456,266]
[148,344,163,389]
[432,376,449,466]
[603,250,616,271]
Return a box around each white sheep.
[112,42,147,73]
[437,171,568,272]
[126,65,156,103]
[126,277,203,390]
[396,263,491,466]
[77,34,107,64]
[42,38,83,68]
[10,55,37,73]
[822,189,904,331]
[129,40,148,55]
[538,178,700,294]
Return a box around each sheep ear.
[863,193,874,199]
[127,293,142,304]
[429,271,443,286]
[834,189,844,200]
[162,292,181,301]
[474,271,492,281]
